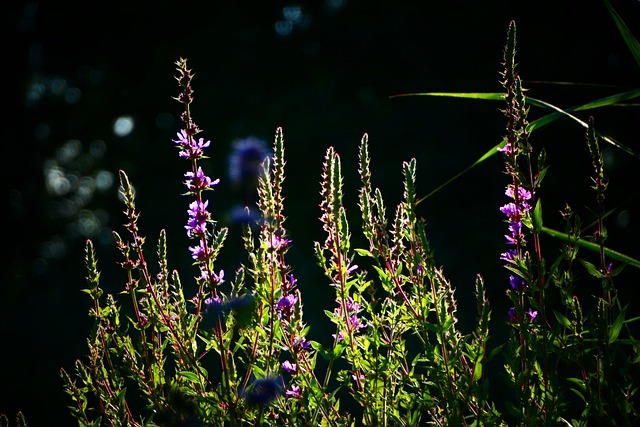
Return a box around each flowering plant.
[52,14,640,427]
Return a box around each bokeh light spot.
[275,20,293,36]
[64,87,82,104]
[44,161,71,196]
[616,210,630,228]
[56,139,82,164]
[95,170,114,191]
[113,115,135,137]
[89,139,107,158]
[283,6,302,23]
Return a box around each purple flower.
[173,129,211,160]
[292,337,311,353]
[266,234,290,252]
[508,306,538,323]
[228,137,271,184]
[138,313,148,327]
[286,385,301,398]
[200,268,224,286]
[508,221,522,236]
[276,293,298,320]
[188,240,211,261]
[184,167,219,192]
[497,140,513,154]
[506,184,532,202]
[505,221,525,245]
[276,294,298,311]
[186,199,211,237]
[500,202,520,219]
[500,249,517,262]
[281,360,297,373]
[287,274,297,288]
[333,297,368,342]
[509,275,525,291]
[204,296,222,311]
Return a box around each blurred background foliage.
[3,0,640,424]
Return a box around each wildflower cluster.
[58,19,640,427]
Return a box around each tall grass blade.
[397,90,640,202]
[603,0,640,68]
[529,89,640,131]
[541,226,640,270]
[390,92,504,100]
[528,95,640,161]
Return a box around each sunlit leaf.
[553,310,572,329]
[532,199,543,233]
[176,371,200,384]
[609,306,627,344]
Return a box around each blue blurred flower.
[228,137,271,185]
[242,377,283,406]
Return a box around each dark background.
[3,1,640,425]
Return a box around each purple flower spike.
[185,167,219,192]
[173,129,211,160]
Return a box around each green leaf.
[310,340,328,361]
[333,342,346,359]
[579,258,604,278]
[532,198,543,233]
[176,371,200,383]
[354,248,374,258]
[473,359,483,382]
[553,310,572,329]
[609,306,627,344]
